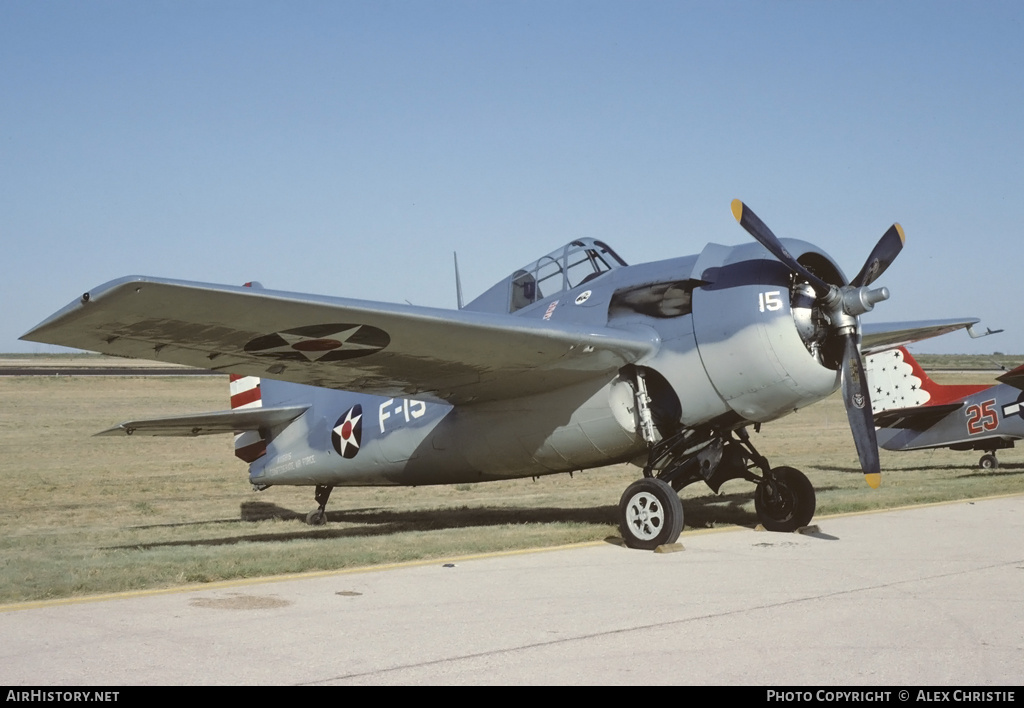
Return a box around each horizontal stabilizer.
[95,405,309,437]
[997,364,1024,392]
[873,403,963,431]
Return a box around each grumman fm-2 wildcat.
[22,200,987,549]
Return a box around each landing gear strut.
[306,484,333,526]
[616,423,817,549]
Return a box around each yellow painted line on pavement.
[2,492,1020,614]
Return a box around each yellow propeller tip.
[865,472,881,489]
[894,223,906,244]
[730,199,744,223]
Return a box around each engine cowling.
[691,240,843,423]
[630,240,845,431]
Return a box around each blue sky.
[3,1,1021,355]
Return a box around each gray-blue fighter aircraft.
[22,200,984,549]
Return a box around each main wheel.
[754,466,815,532]
[306,509,327,526]
[618,478,684,550]
[979,453,998,470]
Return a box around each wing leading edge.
[23,276,658,404]
[860,318,983,354]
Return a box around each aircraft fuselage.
[251,238,844,489]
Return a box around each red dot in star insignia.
[292,338,342,352]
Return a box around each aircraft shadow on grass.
[814,463,1024,477]
[110,490,815,550]
[955,465,1024,480]
[115,503,621,549]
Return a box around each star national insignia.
[331,405,363,459]
[244,324,389,362]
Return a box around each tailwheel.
[619,478,684,550]
[306,484,333,526]
[754,466,815,532]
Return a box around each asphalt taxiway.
[1,495,1021,685]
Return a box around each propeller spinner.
[731,199,905,488]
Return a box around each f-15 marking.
[379,397,427,433]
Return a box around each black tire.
[979,454,998,470]
[754,466,816,532]
[619,478,684,550]
[306,509,327,526]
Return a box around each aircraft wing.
[873,403,963,431]
[860,318,981,354]
[23,276,658,405]
[94,405,310,437]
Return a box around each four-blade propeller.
[731,199,905,488]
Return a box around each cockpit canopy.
[464,238,628,314]
[509,239,627,312]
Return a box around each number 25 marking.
[965,399,998,435]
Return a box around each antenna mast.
[453,252,464,309]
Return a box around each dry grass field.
[2,366,1023,604]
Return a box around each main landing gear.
[753,465,816,532]
[979,453,999,470]
[619,478,684,550]
[618,425,816,549]
[952,439,1013,470]
[962,449,1017,471]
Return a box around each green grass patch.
[1,372,1022,605]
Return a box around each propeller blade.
[840,332,881,488]
[851,223,905,288]
[730,198,893,489]
[731,200,832,296]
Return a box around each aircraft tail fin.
[230,373,266,462]
[230,281,266,462]
[865,347,990,413]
